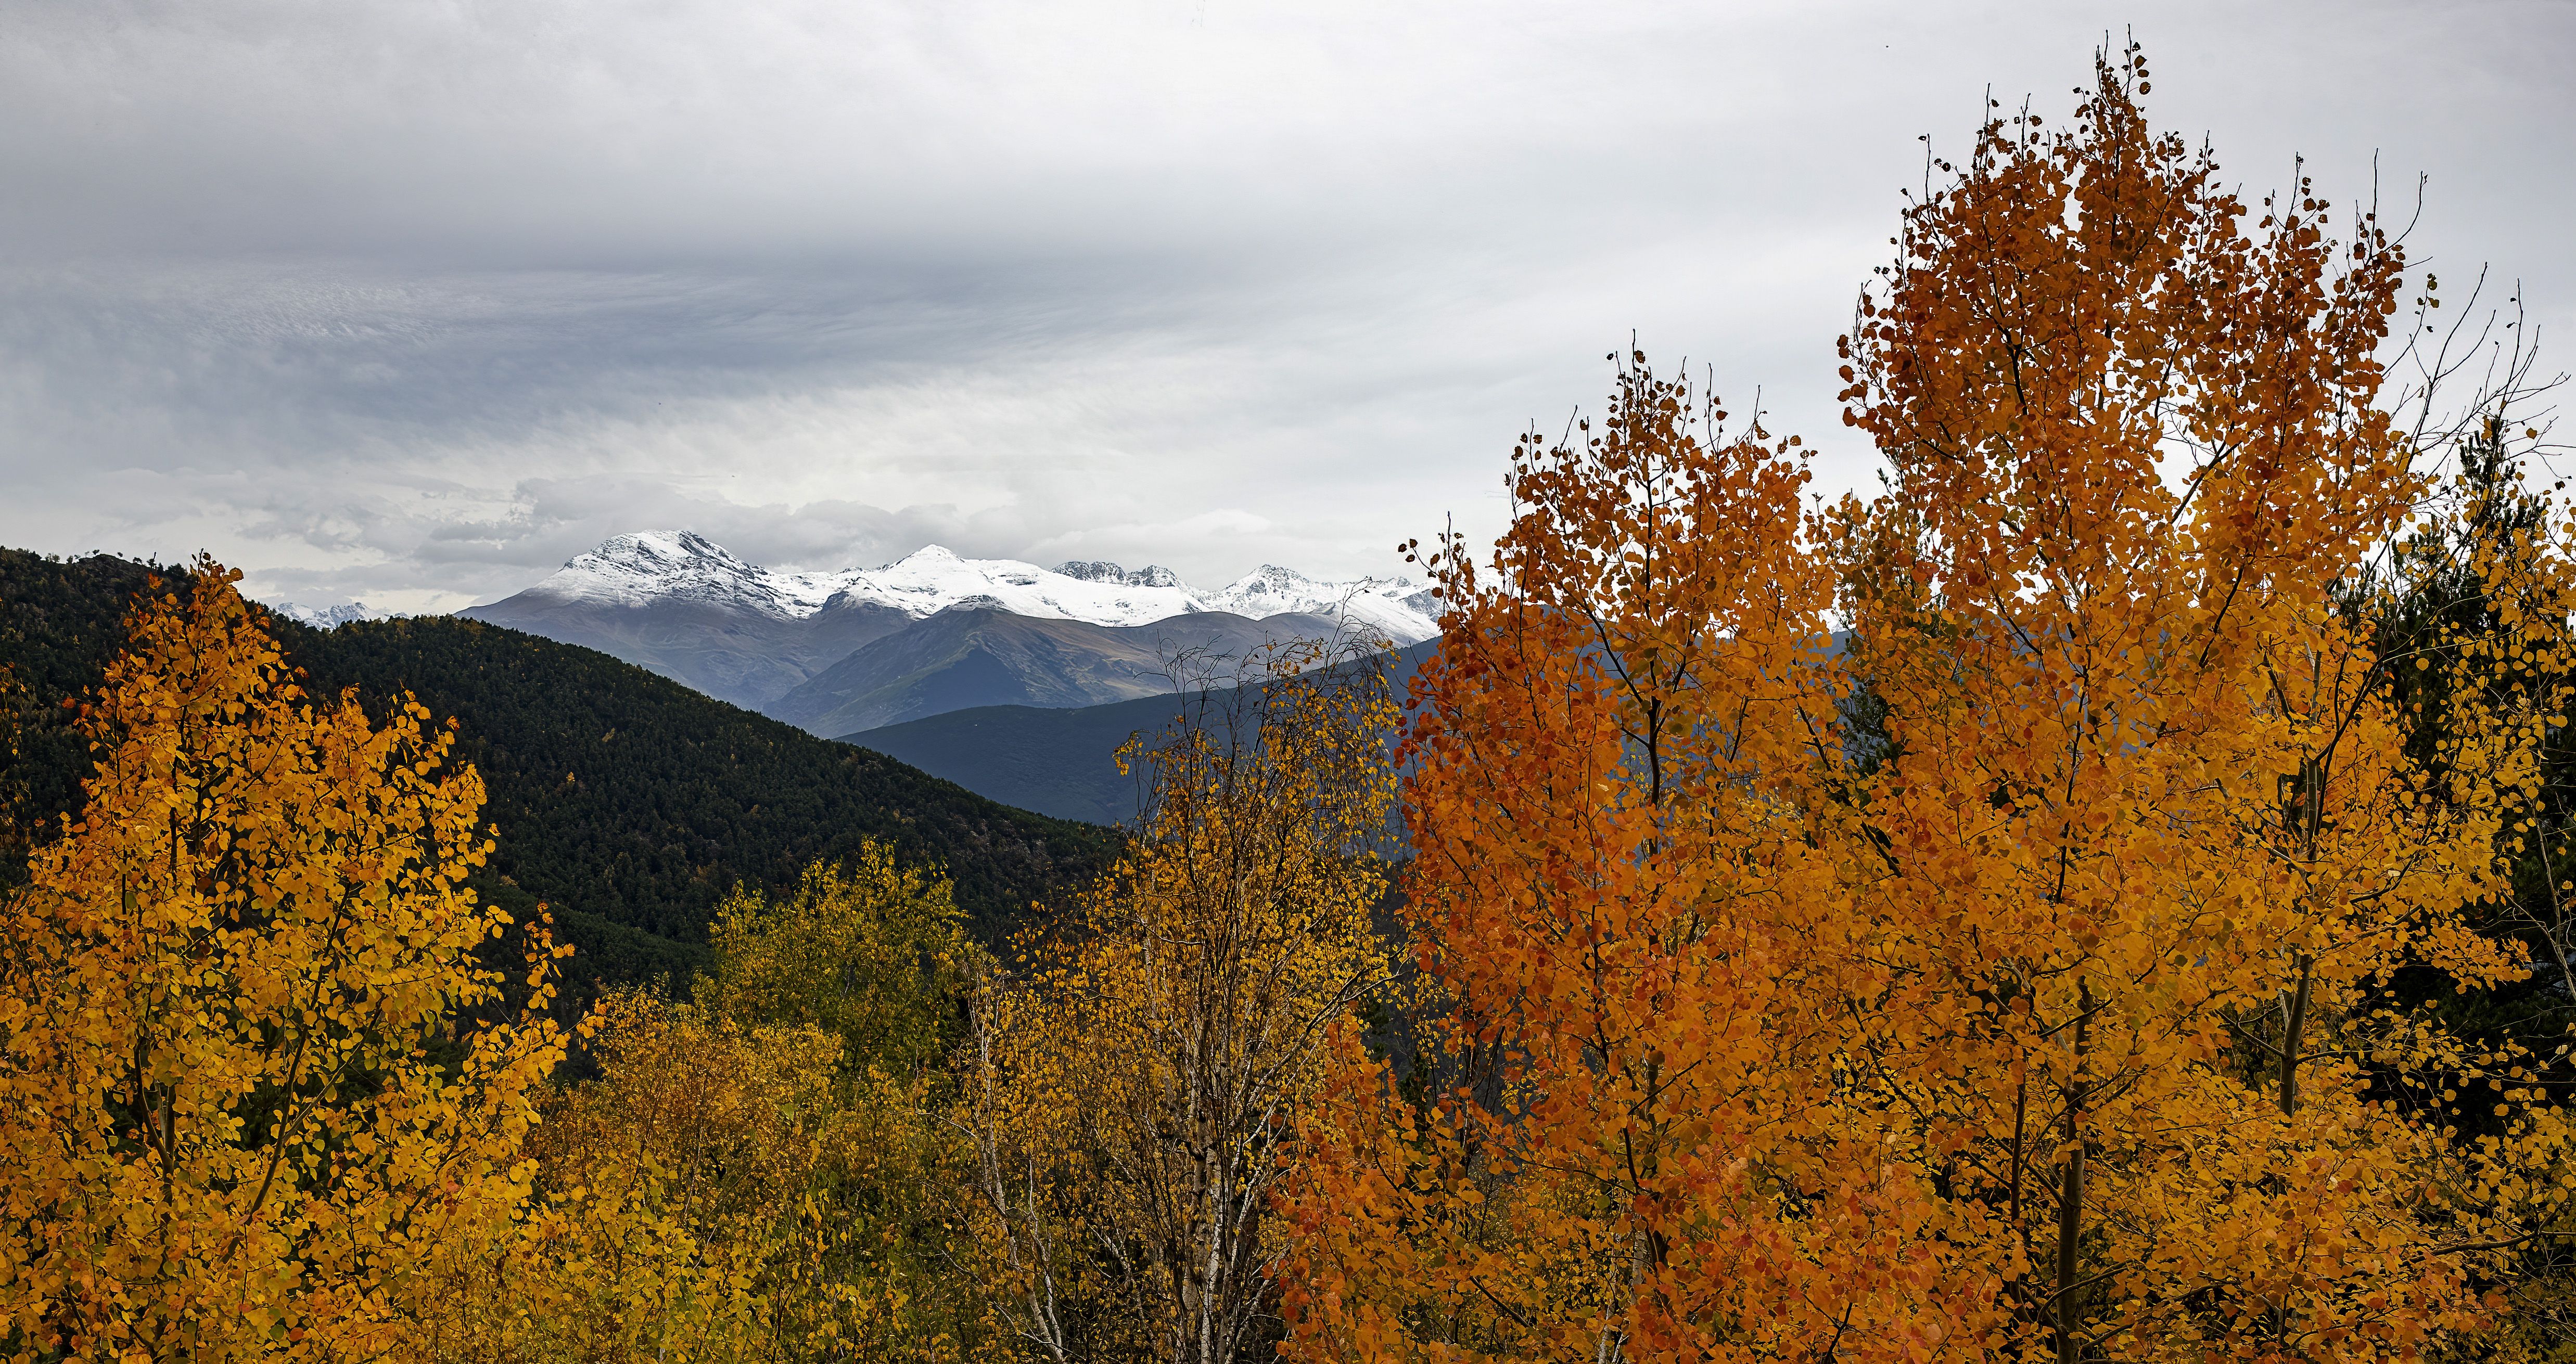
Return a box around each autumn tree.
[704,850,984,1087]
[702,850,1000,1361]
[966,637,1400,1364]
[1276,355,1892,1360]
[0,562,569,1361]
[404,991,827,1364]
[2353,407,2576,1358]
[1822,44,2562,1360]
[1281,45,2572,1364]
[417,848,1001,1364]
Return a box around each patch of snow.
[1206,565,1443,646]
[264,601,379,629]
[492,534,1444,644]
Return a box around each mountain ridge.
[0,549,1117,971]
[456,531,1442,712]
[469,533,1440,639]
[840,637,1443,825]
[769,607,1353,737]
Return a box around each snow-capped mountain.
[265,601,378,629]
[505,532,1439,644]
[456,532,1442,717]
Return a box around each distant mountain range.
[2,549,1118,1010]
[843,638,1441,825]
[766,607,1351,737]
[271,601,377,628]
[450,533,1443,729]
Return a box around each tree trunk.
[2276,954,2312,1118]
[2055,983,2091,1364]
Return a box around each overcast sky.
[1,0,2569,612]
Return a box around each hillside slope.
[844,638,1440,825]
[769,607,1348,737]
[0,551,161,878]
[846,695,1178,826]
[289,614,1116,946]
[0,551,1116,968]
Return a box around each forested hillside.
[0,550,1116,974]
[0,550,151,883]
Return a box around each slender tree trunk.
[2056,983,2091,1364]
[2279,750,2322,1120]
[2276,954,2312,1118]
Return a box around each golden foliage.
[407,992,830,1363]
[415,846,998,1364]
[697,850,1000,1361]
[706,852,982,1087]
[0,580,1012,1364]
[0,562,567,1362]
[1279,48,2576,1364]
[967,639,1399,1364]
[19,45,2576,1364]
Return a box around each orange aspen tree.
[1281,46,2569,1364]
[0,562,567,1362]
[966,638,1399,1364]
[1276,356,1962,1362]
[1828,46,2552,1363]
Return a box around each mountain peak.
[1056,560,1183,589]
[265,600,378,629]
[581,530,744,569]
[481,533,1440,646]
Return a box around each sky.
[1,1,2570,613]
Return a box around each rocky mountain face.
[454,532,1442,725]
[765,608,1348,737]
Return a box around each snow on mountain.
[1203,564,1443,648]
[494,533,1443,645]
[264,601,378,629]
[517,531,835,618]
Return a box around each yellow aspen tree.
[0,561,567,1362]
[399,994,775,1364]
[530,993,843,1364]
[703,850,983,1087]
[960,967,1151,1364]
[966,638,1400,1364]
[425,852,998,1364]
[700,851,997,1363]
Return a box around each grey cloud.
[2,0,2570,612]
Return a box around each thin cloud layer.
[1,0,2567,612]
